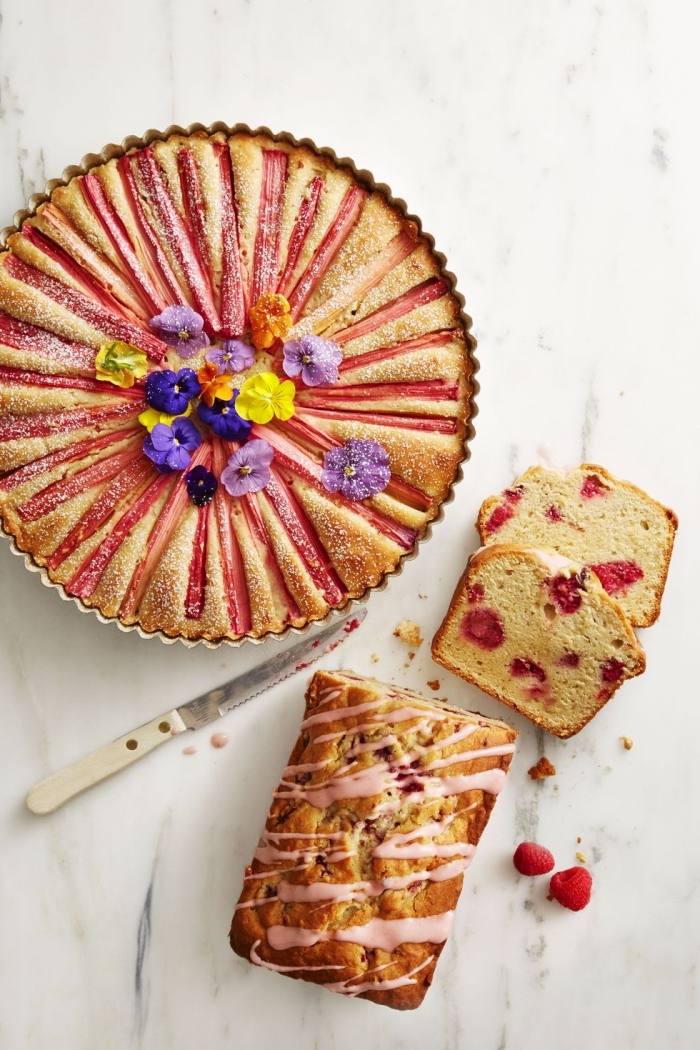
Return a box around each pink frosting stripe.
[267,911,455,953]
[323,955,435,997]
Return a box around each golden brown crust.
[229,670,516,1009]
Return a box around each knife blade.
[26,608,366,815]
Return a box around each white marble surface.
[1,1,698,1047]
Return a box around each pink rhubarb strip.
[337,330,455,375]
[0,399,141,443]
[0,310,95,372]
[216,143,246,337]
[251,150,289,304]
[276,177,323,298]
[211,436,251,635]
[17,444,142,522]
[332,277,448,346]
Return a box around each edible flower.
[197,394,252,441]
[138,401,192,433]
[234,372,296,424]
[282,335,342,387]
[185,465,218,506]
[205,339,255,375]
[249,293,292,350]
[321,439,391,500]
[197,362,235,407]
[145,368,201,415]
[149,305,210,358]
[220,439,274,497]
[143,416,202,473]
[94,341,148,388]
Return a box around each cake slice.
[431,545,646,738]
[230,669,517,1010]
[476,464,678,627]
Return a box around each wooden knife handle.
[26,709,187,815]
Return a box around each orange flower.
[250,293,292,351]
[197,362,234,407]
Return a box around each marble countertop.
[1,1,698,1047]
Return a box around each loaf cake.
[431,545,646,738]
[0,126,474,645]
[476,464,677,627]
[229,669,517,1009]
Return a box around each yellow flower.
[138,402,192,432]
[235,372,296,424]
[197,362,235,407]
[249,293,292,351]
[95,342,148,388]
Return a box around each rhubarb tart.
[0,125,474,645]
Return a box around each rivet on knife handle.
[26,709,186,815]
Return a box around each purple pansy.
[197,392,252,441]
[321,439,390,500]
[149,305,210,358]
[143,417,202,473]
[282,335,342,387]
[220,439,274,497]
[186,465,218,506]
[145,368,201,414]
[205,339,255,375]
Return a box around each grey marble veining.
[1,1,699,1048]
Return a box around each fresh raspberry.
[549,866,593,911]
[513,842,555,876]
[510,657,546,682]
[590,560,644,595]
[580,474,608,499]
[461,607,505,650]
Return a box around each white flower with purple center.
[149,305,210,358]
[321,439,391,500]
[220,438,274,497]
[282,335,342,387]
[205,339,255,375]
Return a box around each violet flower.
[197,393,252,441]
[149,305,210,358]
[143,417,202,472]
[205,339,255,375]
[220,439,274,497]
[145,368,201,415]
[321,439,390,500]
[186,465,218,506]
[282,335,342,387]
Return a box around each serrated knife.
[26,609,366,815]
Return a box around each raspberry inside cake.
[476,464,677,627]
[0,127,473,644]
[230,670,516,1010]
[431,544,646,738]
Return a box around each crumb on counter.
[371,653,380,664]
[408,652,415,660]
[620,735,634,750]
[427,679,440,691]
[575,851,587,864]
[418,593,428,599]
[577,836,582,844]
[394,620,424,647]
[527,756,556,780]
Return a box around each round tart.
[0,124,475,646]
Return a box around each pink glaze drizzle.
[267,911,455,952]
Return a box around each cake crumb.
[577,837,582,844]
[427,679,440,691]
[418,593,428,599]
[370,653,380,664]
[575,851,587,863]
[620,735,634,750]
[394,620,423,647]
[408,652,415,660]
[528,756,556,780]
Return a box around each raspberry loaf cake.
[476,464,677,627]
[0,125,474,644]
[230,669,517,1009]
[431,544,646,738]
